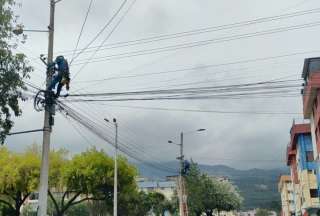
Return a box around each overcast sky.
[6,0,320,170]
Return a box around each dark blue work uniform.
[48,56,70,97]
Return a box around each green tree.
[21,203,37,216]
[268,201,281,213]
[0,147,40,216]
[86,200,109,216]
[160,199,177,216]
[0,202,14,216]
[48,148,137,216]
[65,203,90,216]
[117,191,151,216]
[118,189,175,216]
[0,0,32,143]
[256,208,272,216]
[186,162,242,216]
[214,180,242,215]
[202,177,218,216]
[186,164,205,216]
[149,192,166,216]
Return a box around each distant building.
[236,209,277,216]
[166,175,179,181]
[208,175,230,183]
[137,179,176,200]
[278,175,295,216]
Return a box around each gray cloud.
[6,0,319,170]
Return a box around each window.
[306,151,314,162]
[310,189,319,198]
[308,170,313,174]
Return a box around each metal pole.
[38,0,55,215]
[7,129,44,136]
[113,118,118,216]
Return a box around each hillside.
[137,162,288,211]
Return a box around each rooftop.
[302,57,320,80]
[138,181,176,189]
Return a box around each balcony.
[287,144,297,166]
[289,123,311,149]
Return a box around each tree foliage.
[48,148,137,216]
[0,146,176,216]
[0,0,33,143]
[119,191,175,216]
[256,208,272,216]
[186,164,204,216]
[0,147,40,216]
[186,162,242,216]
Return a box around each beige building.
[278,175,295,216]
[297,170,320,213]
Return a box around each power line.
[90,104,301,116]
[68,79,301,97]
[66,116,95,146]
[70,0,128,63]
[72,0,137,80]
[124,70,299,93]
[65,89,302,102]
[66,92,301,102]
[63,79,303,104]
[72,21,320,65]
[69,100,166,156]
[59,7,320,56]
[57,101,284,167]
[70,0,94,63]
[57,101,178,173]
[23,80,42,91]
[70,52,307,93]
[72,53,307,84]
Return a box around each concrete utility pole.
[179,132,184,216]
[113,118,118,216]
[179,132,188,216]
[38,0,55,215]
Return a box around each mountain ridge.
[136,162,288,211]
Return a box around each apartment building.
[285,123,320,216]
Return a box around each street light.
[168,140,179,145]
[168,129,206,144]
[197,129,206,132]
[12,25,48,36]
[104,118,118,216]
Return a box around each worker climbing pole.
[46,55,70,98]
[35,55,70,125]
